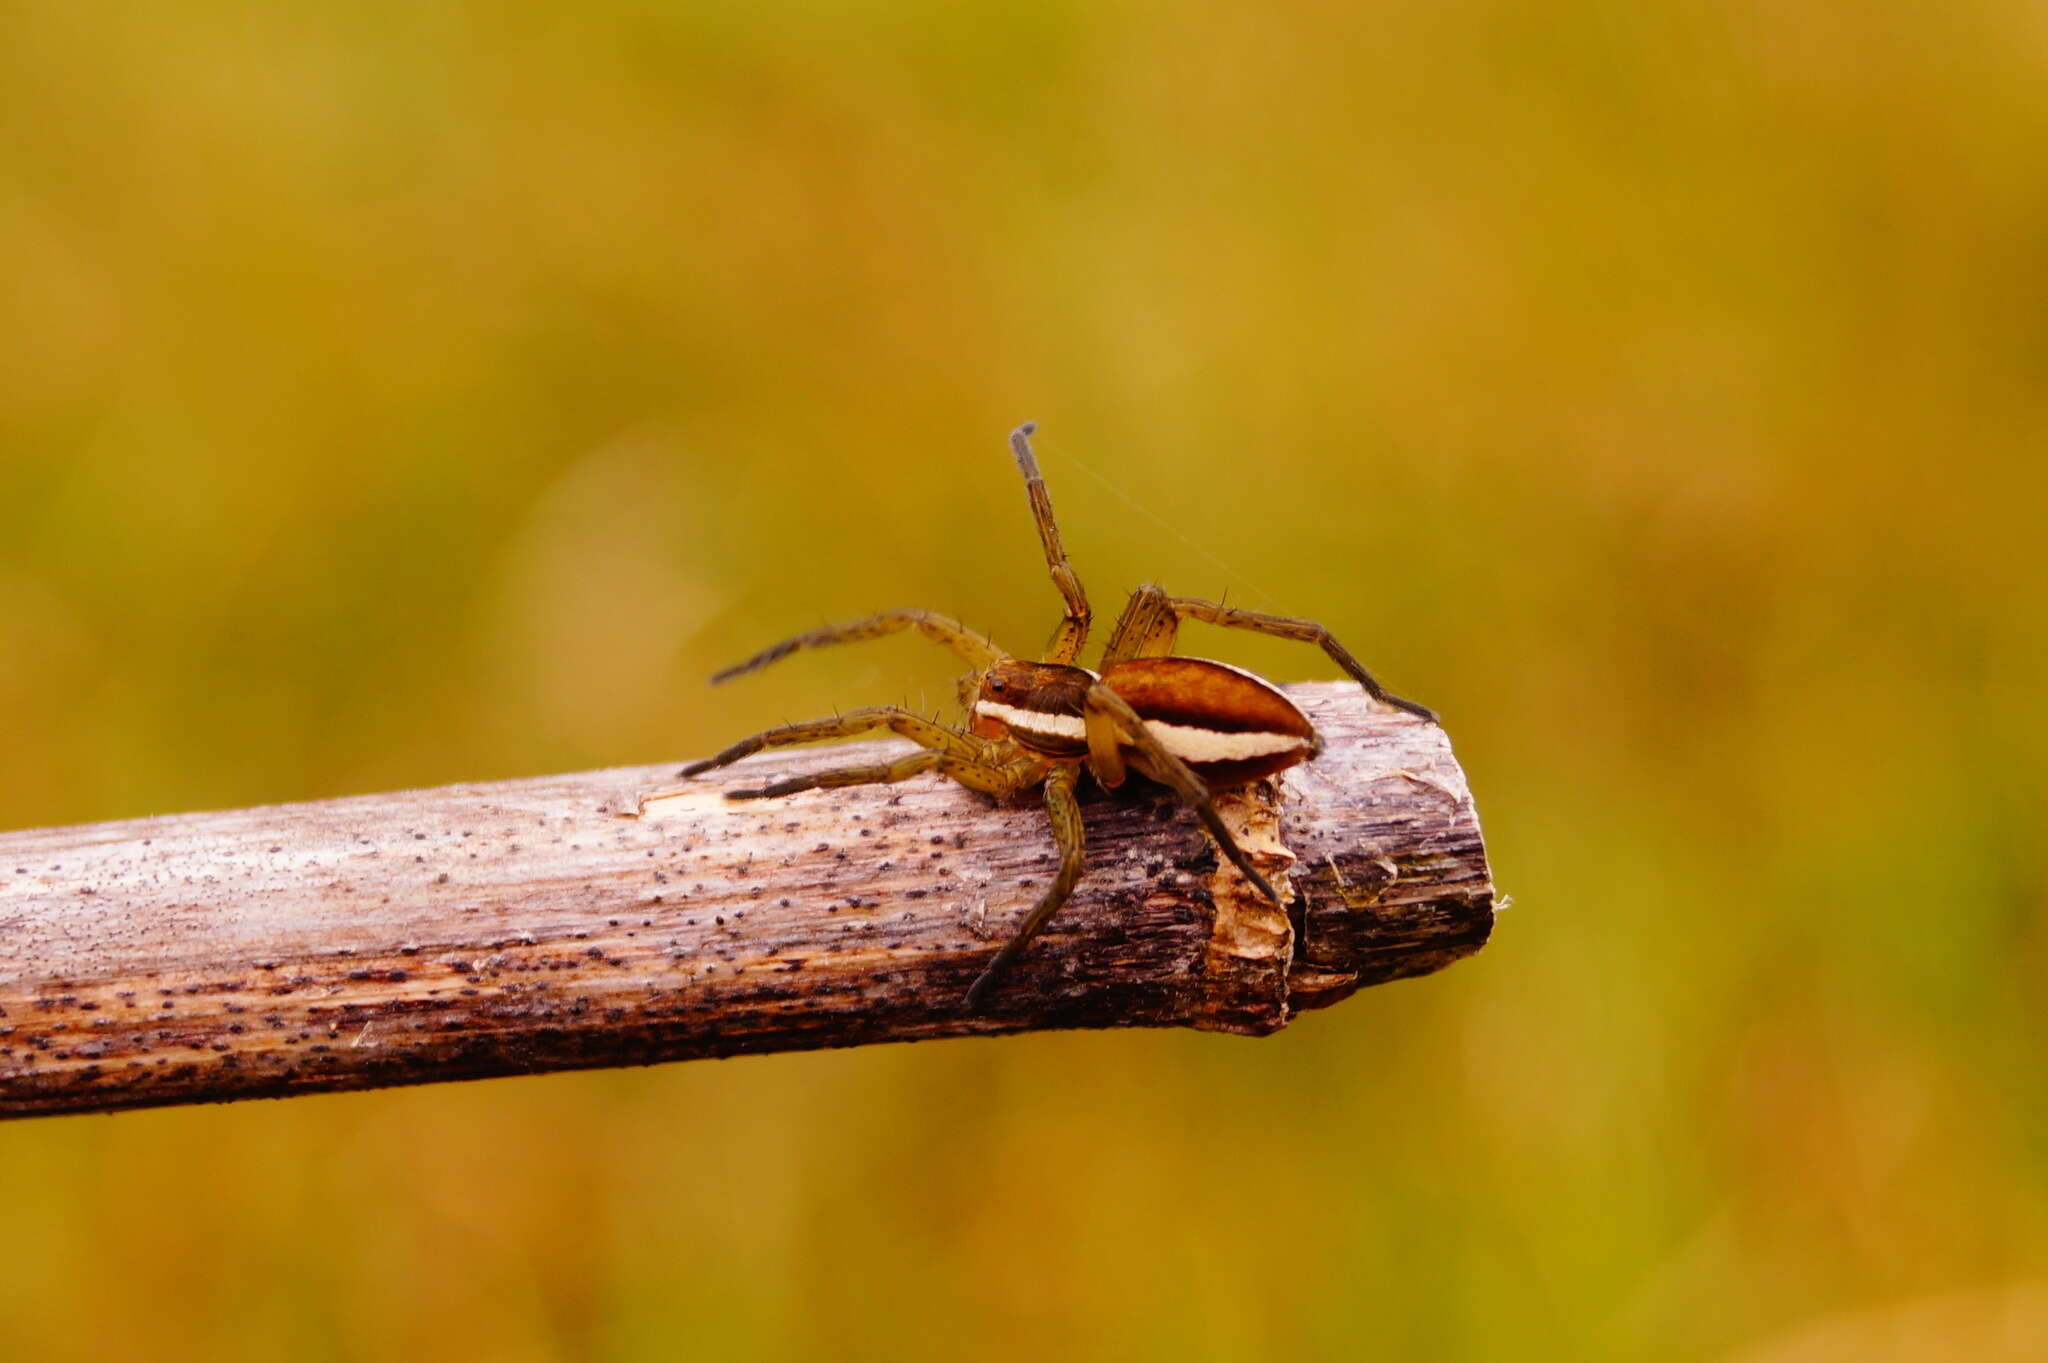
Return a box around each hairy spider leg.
[1103,584,1437,722]
[709,610,1005,685]
[679,707,985,776]
[1081,682,1284,906]
[646,706,1029,804]
[965,763,1084,1010]
[724,749,1037,801]
[1009,423,1092,666]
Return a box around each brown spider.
[666,423,1434,1007]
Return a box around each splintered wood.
[0,684,1493,1119]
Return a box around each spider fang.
[659,423,1434,1009]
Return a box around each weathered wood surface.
[0,684,1493,1120]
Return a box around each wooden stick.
[0,684,1493,1120]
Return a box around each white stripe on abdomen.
[977,699,1305,764]
[1145,719,1308,764]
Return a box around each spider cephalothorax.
[661,423,1434,1006]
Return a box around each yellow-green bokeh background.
[3,4,2045,1360]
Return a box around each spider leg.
[678,706,985,778]
[710,610,1005,685]
[1008,423,1092,665]
[1082,682,1284,907]
[725,749,1028,801]
[1103,584,1436,722]
[965,762,1084,1009]
[1100,584,1180,663]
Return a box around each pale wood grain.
[0,684,1493,1120]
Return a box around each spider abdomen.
[1102,656,1321,786]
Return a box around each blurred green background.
[2,2,2044,1359]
